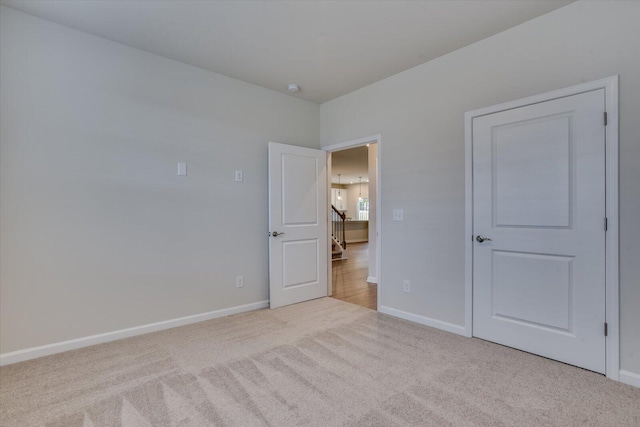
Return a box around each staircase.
[331,205,347,261]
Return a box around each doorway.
[267,135,381,313]
[464,76,619,379]
[326,138,380,311]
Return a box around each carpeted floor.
[1,298,638,426]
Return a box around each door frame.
[464,76,619,380]
[322,134,382,311]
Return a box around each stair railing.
[331,205,347,250]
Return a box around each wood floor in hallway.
[331,242,377,310]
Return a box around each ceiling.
[1,0,573,104]
[331,146,369,185]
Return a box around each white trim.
[464,77,616,119]
[0,300,269,366]
[464,103,474,338]
[619,370,640,389]
[323,134,382,311]
[366,276,377,284]
[376,139,382,311]
[379,305,466,336]
[603,76,620,381]
[322,134,382,152]
[326,151,333,297]
[464,76,620,380]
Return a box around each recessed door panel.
[493,251,573,332]
[282,154,319,226]
[494,115,571,228]
[283,239,319,289]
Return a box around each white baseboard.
[619,370,640,388]
[0,300,269,367]
[366,276,377,284]
[379,305,466,336]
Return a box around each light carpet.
[1,297,638,426]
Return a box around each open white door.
[268,142,328,309]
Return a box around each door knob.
[476,235,492,243]
[271,231,285,237]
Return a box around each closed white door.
[472,89,606,373]
[268,142,328,309]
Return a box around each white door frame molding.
[464,76,619,381]
[322,134,382,311]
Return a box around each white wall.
[330,185,348,212]
[320,1,640,376]
[0,7,320,354]
[344,182,368,219]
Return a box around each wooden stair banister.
[331,204,347,250]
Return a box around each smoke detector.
[287,84,300,93]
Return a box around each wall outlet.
[393,209,404,221]
[403,280,411,293]
[235,275,244,288]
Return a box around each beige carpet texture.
[1,297,638,426]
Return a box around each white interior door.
[268,142,327,309]
[472,89,606,373]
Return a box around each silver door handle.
[476,235,492,243]
[271,231,285,237]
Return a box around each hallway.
[331,242,377,310]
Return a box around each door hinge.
[604,322,608,337]
[604,111,608,126]
[604,217,608,231]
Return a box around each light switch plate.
[235,170,243,182]
[177,162,187,176]
[393,209,404,221]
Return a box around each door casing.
[464,76,619,381]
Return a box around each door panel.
[473,89,606,373]
[493,114,571,228]
[269,142,327,309]
[282,239,319,289]
[492,251,573,331]
[282,154,319,225]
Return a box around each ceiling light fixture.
[287,84,300,93]
[337,174,342,200]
